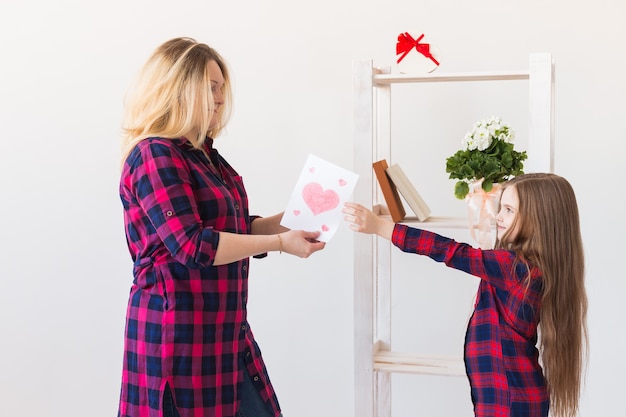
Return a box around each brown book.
[373,160,406,222]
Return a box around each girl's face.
[496,185,519,241]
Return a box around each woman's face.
[496,185,519,241]
[207,60,225,128]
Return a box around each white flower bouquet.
[446,116,527,199]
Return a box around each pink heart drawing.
[321,224,330,232]
[309,167,316,173]
[302,182,340,216]
[293,210,301,216]
[338,179,347,186]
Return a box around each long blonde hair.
[496,173,588,417]
[120,37,232,165]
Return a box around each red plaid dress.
[117,137,281,417]
[392,224,549,417]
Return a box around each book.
[385,163,431,221]
[372,159,406,222]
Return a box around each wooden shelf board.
[377,214,494,229]
[373,351,466,376]
[373,71,530,85]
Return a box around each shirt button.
[241,324,247,331]
[166,210,173,217]
[253,376,260,382]
[242,265,247,272]
[246,351,251,357]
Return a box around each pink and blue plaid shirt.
[392,224,549,417]
[117,137,281,417]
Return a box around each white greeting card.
[280,154,358,242]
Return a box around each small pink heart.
[338,179,347,186]
[309,167,316,173]
[293,210,301,216]
[321,224,330,232]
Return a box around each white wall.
[0,1,624,416]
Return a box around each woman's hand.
[279,230,325,258]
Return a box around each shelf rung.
[377,215,494,229]
[372,207,495,229]
[373,351,466,376]
[400,215,471,229]
[373,71,530,85]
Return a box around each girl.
[343,173,587,417]
[117,38,325,417]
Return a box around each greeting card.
[280,154,358,242]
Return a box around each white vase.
[465,179,502,249]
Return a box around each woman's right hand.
[279,230,326,258]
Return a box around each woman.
[117,37,325,417]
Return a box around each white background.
[0,1,624,416]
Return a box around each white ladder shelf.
[353,54,555,417]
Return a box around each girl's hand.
[343,202,395,240]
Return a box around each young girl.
[343,173,587,417]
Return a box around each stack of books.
[373,159,431,222]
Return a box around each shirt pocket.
[133,257,173,310]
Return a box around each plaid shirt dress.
[117,137,281,417]
[392,224,549,417]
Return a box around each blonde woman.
[344,173,588,417]
[117,37,325,417]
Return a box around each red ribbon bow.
[396,32,440,66]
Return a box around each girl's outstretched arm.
[343,202,395,240]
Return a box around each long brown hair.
[120,37,233,165]
[496,173,588,417]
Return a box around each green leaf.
[454,181,469,199]
[501,151,513,168]
[482,178,493,192]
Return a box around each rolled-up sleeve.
[123,141,220,268]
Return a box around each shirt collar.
[177,136,215,151]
